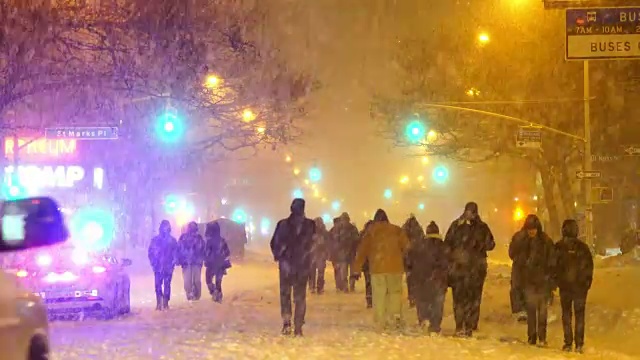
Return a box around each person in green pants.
[352,209,410,331]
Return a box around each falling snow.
[49,248,640,360]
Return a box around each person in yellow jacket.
[352,209,410,331]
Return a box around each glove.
[351,272,361,281]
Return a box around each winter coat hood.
[425,221,440,236]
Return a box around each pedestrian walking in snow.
[517,215,555,347]
[406,221,448,334]
[148,220,178,310]
[204,221,232,303]
[352,209,409,331]
[270,198,316,336]
[555,219,593,353]
[309,217,330,294]
[402,214,425,308]
[359,220,375,308]
[330,213,359,292]
[444,202,495,337]
[178,221,205,301]
[509,215,536,322]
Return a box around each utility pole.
[583,61,594,248]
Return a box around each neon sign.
[4,165,104,192]
[4,138,77,158]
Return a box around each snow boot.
[575,346,584,354]
[294,326,303,337]
[281,322,292,336]
[155,296,162,311]
[562,344,572,352]
[163,297,170,310]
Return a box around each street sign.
[45,127,118,140]
[576,170,602,179]
[623,145,640,156]
[547,0,640,9]
[593,186,613,203]
[566,7,640,60]
[516,126,542,148]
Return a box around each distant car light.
[92,266,106,274]
[36,254,52,267]
[16,270,28,278]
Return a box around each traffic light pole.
[421,100,594,245]
[583,60,594,248]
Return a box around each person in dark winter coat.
[444,202,495,337]
[509,215,536,322]
[360,220,374,308]
[270,198,316,336]
[406,221,449,333]
[204,221,231,303]
[309,217,330,294]
[148,220,178,310]
[329,212,360,292]
[555,219,593,353]
[178,221,206,301]
[517,215,556,346]
[402,214,425,308]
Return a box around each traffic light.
[405,120,426,143]
[309,167,322,183]
[231,208,248,223]
[163,194,182,214]
[332,200,341,211]
[418,203,425,211]
[292,188,304,199]
[432,165,449,184]
[383,188,393,199]
[156,111,184,143]
[2,172,26,200]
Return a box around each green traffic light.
[405,120,426,143]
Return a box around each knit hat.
[425,221,439,235]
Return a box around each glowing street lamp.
[205,75,221,88]
[242,109,256,122]
[399,175,410,185]
[432,165,449,184]
[293,168,301,176]
[478,32,490,44]
[427,130,438,142]
[513,207,525,221]
[285,155,292,163]
[332,200,341,211]
[309,167,322,183]
[421,156,429,165]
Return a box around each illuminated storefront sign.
[4,165,104,191]
[4,138,77,158]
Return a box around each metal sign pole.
[583,60,594,248]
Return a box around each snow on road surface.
[50,249,640,359]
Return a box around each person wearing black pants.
[555,219,593,353]
[363,261,372,308]
[518,215,555,346]
[309,217,330,294]
[148,220,178,310]
[444,202,495,337]
[271,198,316,336]
[204,221,232,303]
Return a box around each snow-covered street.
[50,249,640,359]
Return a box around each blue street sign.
[566,8,640,60]
[45,127,118,140]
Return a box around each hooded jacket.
[353,211,410,274]
[204,222,232,271]
[311,218,331,264]
[329,212,360,263]
[513,215,556,288]
[148,226,178,273]
[555,219,593,292]
[178,222,206,267]
[406,221,449,288]
[402,215,425,245]
[444,204,495,273]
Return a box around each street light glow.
[285,155,292,163]
[242,109,256,122]
[205,75,221,88]
[427,130,437,141]
[399,175,409,185]
[384,189,393,199]
[478,32,490,44]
